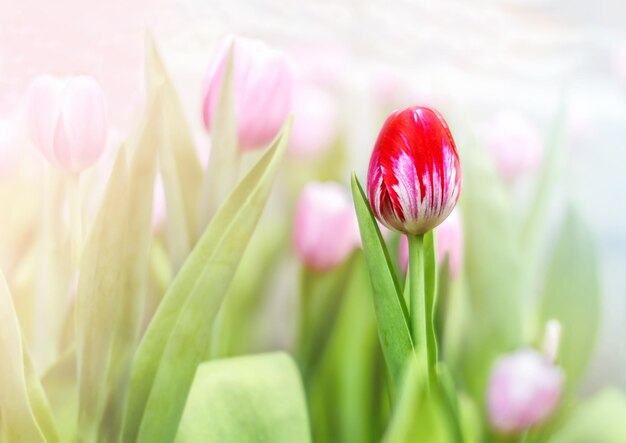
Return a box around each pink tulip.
[25,75,108,173]
[487,349,564,435]
[398,208,463,278]
[202,36,293,150]
[478,111,543,182]
[289,85,338,158]
[293,182,360,271]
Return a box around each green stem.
[407,234,435,382]
[69,173,82,271]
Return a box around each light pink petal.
[54,75,107,172]
[24,74,65,162]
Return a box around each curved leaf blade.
[0,270,49,443]
[122,118,292,443]
[350,173,413,396]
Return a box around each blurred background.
[1,0,625,390]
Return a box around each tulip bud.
[293,182,360,271]
[202,36,293,150]
[398,208,463,278]
[478,111,542,182]
[487,349,564,435]
[367,106,461,235]
[25,75,108,173]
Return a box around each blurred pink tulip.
[202,36,293,150]
[398,208,463,279]
[289,85,339,158]
[25,74,108,173]
[478,111,543,181]
[487,349,564,435]
[293,182,360,271]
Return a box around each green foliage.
[176,353,311,443]
[145,34,204,271]
[75,93,158,442]
[122,119,292,443]
[550,389,626,443]
[0,270,56,443]
[459,139,524,402]
[540,208,600,389]
[351,173,414,397]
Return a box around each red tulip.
[367,106,461,235]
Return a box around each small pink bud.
[487,349,564,435]
[367,106,461,235]
[202,36,293,150]
[25,75,108,173]
[478,111,543,182]
[289,85,338,158]
[293,182,360,271]
[398,208,464,278]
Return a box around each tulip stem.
[408,234,435,382]
[69,173,82,271]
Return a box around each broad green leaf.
[76,95,158,442]
[551,389,626,443]
[145,34,204,271]
[522,105,565,260]
[175,353,311,443]
[198,42,238,233]
[307,253,385,443]
[296,255,356,380]
[0,269,48,443]
[123,118,292,443]
[460,139,524,402]
[351,173,413,396]
[211,217,286,357]
[41,348,77,443]
[383,356,454,443]
[458,393,481,443]
[540,207,599,389]
[23,347,58,443]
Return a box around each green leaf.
[383,356,454,443]
[550,389,626,443]
[522,104,565,260]
[76,94,158,442]
[197,41,238,233]
[23,347,59,443]
[175,353,311,443]
[145,33,204,271]
[540,207,600,389]
[318,254,384,443]
[460,139,524,402]
[0,269,49,443]
[211,217,286,357]
[350,173,413,396]
[122,118,292,443]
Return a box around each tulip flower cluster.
[0,33,612,443]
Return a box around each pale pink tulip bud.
[289,85,338,158]
[487,349,564,435]
[478,111,543,182]
[398,208,463,279]
[25,75,108,173]
[543,320,562,364]
[202,36,293,150]
[293,182,360,271]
